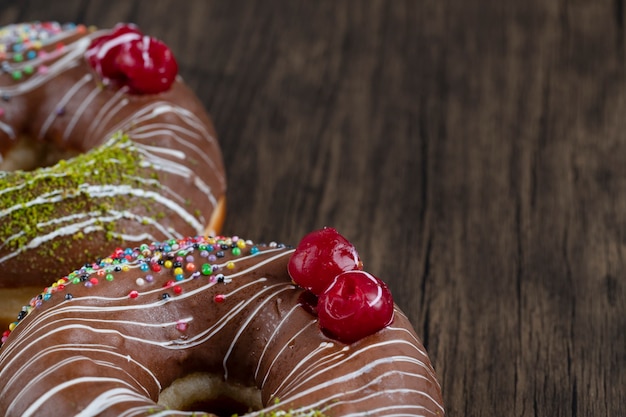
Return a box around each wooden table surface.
[1,1,624,416]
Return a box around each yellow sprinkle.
[174,267,183,275]
[122,265,130,272]
[9,322,17,331]
[226,261,235,270]
[237,240,246,249]
[164,260,173,269]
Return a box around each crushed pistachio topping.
[0,133,147,249]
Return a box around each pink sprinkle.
[37,65,49,74]
[176,321,188,332]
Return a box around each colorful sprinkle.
[0,235,289,346]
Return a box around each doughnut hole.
[0,135,79,171]
[158,373,262,416]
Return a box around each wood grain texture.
[0,1,624,415]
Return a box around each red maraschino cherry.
[86,23,178,94]
[288,227,363,295]
[115,36,178,94]
[317,270,394,344]
[85,24,142,80]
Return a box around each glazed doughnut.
[0,22,226,323]
[0,231,445,416]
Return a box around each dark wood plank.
[0,0,624,415]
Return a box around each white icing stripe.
[145,104,213,141]
[260,320,319,388]
[84,31,141,67]
[86,85,129,135]
[136,143,187,160]
[134,148,218,207]
[0,36,92,96]
[279,338,436,398]
[123,175,188,204]
[0,344,161,400]
[0,179,207,262]
[19,377,141,417]
[303,375,444,416]
[94,96,130,135]
[272,357,435,409]
[37,72,93,139]
[131,126,219,172]
[253,303,302,379]
[0,120,16,139]
[325,389,439,414]
[0,209,185,264]
[74,388,155,417]
[104,230,165,242]
[134,146,195,177]
[12,356,153,412]
[63,85,102,140]
[0,210,174,253]
[222,284,294,380]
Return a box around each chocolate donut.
[0,22,226,323]
[0,233,445,416]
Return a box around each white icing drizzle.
[37,73,94,139]
[0,36,91,95]
[62,83,102,140]
[19,377,146,417]
[0,243,444,416]
[0,120,16,139]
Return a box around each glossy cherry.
[115,36,178,94]
[288,227,363,295]
[86,24,142,80]
[86,24,178,94]
[317,270,394,344]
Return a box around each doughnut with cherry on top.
[0,22,226,324]
[0,229,445,416]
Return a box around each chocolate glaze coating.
[0,23,226,287]
[0,236,444,416]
